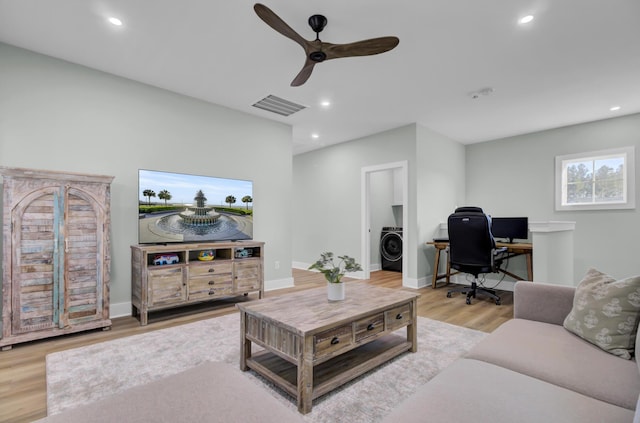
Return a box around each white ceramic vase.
[327,282,345,301]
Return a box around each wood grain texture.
[238,283,418,413]
[131,241,264,325]
[1,167,113,350]
[0,269,513,422]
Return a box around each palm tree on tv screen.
[158,190,172,205]
[225,195,236,208]
[242,195,253,210]
[142,189,156,205]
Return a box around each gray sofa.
[36,361,305,423]
[382,281,640,422]
[39,281,640,422]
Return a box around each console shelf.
[131,241,264,325]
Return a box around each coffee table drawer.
[385,303,412,331]
[314,324,353,359]
[355,313,385,342]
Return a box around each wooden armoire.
[1,167,114,350]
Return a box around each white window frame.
[555,146,635,211]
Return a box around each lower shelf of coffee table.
[246,333,412,400]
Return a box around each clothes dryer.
[380,227,403,272]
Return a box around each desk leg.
[526,252,533,281]
[432,248,441,289]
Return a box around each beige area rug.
[46,314,487,422]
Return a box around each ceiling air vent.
[252,95,306,117]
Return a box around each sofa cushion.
[466,318,640,410]
[35,361,304,423]
[381,358,634,423]
[563,268,640,359]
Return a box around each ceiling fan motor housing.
[308,14,328,62]
[309,51,327,62]
[308,14,327,34]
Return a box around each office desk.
[427,241,533,288]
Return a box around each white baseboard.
[294,261,366,280]
[292,261,310,270]
[265,277,295,291]
[110,302,132,319]
[401,274,428,289]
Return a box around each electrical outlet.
[274,261,280,270]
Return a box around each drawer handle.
[367,323,375,331]
[209,289,215,295]
[395,313,403,320]
[208,268,215,273]
[330,337,340,345]
[208,281,215,285]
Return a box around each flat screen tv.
[138,169,253,244]
[491,217,528,243]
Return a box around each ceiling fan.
[254,3,400,87]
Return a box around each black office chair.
[445,207,506,305]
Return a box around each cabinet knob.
[367,323,375,331]
[330,337,340,345]
[208,268,215,273]
[396,313,403,320]
[208,281,215,285]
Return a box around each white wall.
[0,43,294,317]
[293,113,640,287]
[292,123,465,287]
[416,125,466,279]
[292,125,417,278]
[466,113,640,282]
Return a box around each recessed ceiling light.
[108,17,123,26]
[519,15,534,24]
[311,133,320,139]
[320,100,331,108]
[610,106,621,111]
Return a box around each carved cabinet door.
[9,185,106,334]
[10,187,59,334]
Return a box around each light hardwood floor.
[0,269,513,422]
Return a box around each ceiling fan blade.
[291,60,316,87]
[254,3,308,49]
[323,36,399,60]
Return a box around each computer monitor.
[491,217,529,243]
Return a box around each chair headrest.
[454,206,484,214]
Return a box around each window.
[555,146,635,211]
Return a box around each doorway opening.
[360,161,408,283]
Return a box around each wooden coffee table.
[237,282,419,414]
